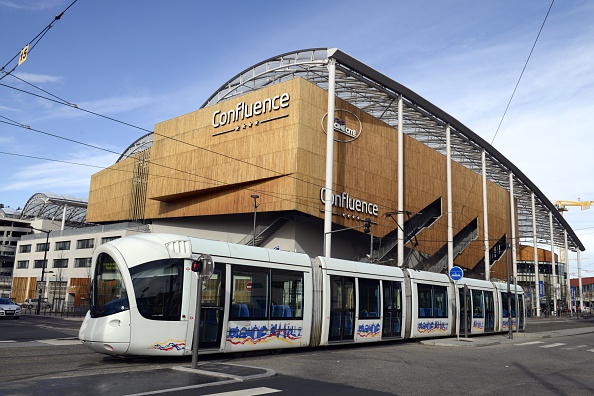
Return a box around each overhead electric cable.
[490,0,554,145]
[0,0,79,81]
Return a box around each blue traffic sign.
[449,266,464,281]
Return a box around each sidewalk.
[1,361,276,396]
[420,325,594,348]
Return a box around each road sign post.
[449,266,463,341]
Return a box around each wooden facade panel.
[88,77,515,273]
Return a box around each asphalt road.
[1,314,594,395]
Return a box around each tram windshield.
[129,258,185,321]
[90,252,129,318]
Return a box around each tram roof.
[119,48,583,253]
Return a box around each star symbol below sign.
[235,126,240,131]
[248,122,252,127]
[255,120,259,126]
[242,124,246,129]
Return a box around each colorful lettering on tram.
[357,323,381,338]
[226,323,303,346]
[148,339,186,351]
[417,321,448,334]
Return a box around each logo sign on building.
[211,92,291,136]
[320,188,378,218]
[321,109,362,143]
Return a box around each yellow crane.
[552,200,594,214]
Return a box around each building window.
[19,244,31,253]
[17,260,29,269]
[53,258,68,268]
[55,241,71,251]
[36,243,49,252]
[75,257,92,268]
[34,259,47,269]
[76,238,94,249]
[101,236,120,244]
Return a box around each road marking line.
[561,345,588,350]
[539,343,566,348]
[201,388,281,396]
[588,349,594,352]
[38,338,82,346]
[0,340,17,343]
[517,341,544,346]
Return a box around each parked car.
[20,298,52,310]
[0,298,21,319]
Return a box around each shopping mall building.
[17,48,587,315]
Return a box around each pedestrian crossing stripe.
[539,343,566,348]
[561,345,588,350]
[517,341,544,346]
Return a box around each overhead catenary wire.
[0,0,79,82]
[456,0,556,249]
[0,79,408,218]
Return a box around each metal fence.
[18,303,88,317]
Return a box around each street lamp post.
[251,194,259,246]
[29,226,51,315]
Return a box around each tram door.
[382,281,403,338]
[328,276,355,342]
[459,288,472,334]
[198,263,226,349]
[484,291,495,332]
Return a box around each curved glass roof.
[20,192,88,226]
[119,48,584,253]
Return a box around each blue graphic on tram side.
[417,320,448,333]
[227,323,303,346]
[357,323,380,338]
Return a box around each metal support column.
[397,95,404,267]
[323,57,336,258]
[508,172,518,329]
[564,231,570,310]
[481,150,490,281]
[549,212,557,315]
[578,250,584,311]
[446,124,453,272]
[531,193,540,317]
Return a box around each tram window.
[433,286,447,318]
[130,258,185,321]
[271,269,303,319]
[358,278,380,319]
[417,283,448,318]
[231,266,269,320]
[472,289,484,318]
[91,252,129,318]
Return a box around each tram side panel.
[493,282,525,333]
[221,259,313,353]
[316,257,406,347]
[405,270,453,339]
[454,279,497,336]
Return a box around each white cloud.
[1,151,119,197]
[0,136,16,144]
[0,0,64,10]
[12,72,63,84]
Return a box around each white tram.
[78,234,525,356]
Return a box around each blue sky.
[1,0,594,276]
